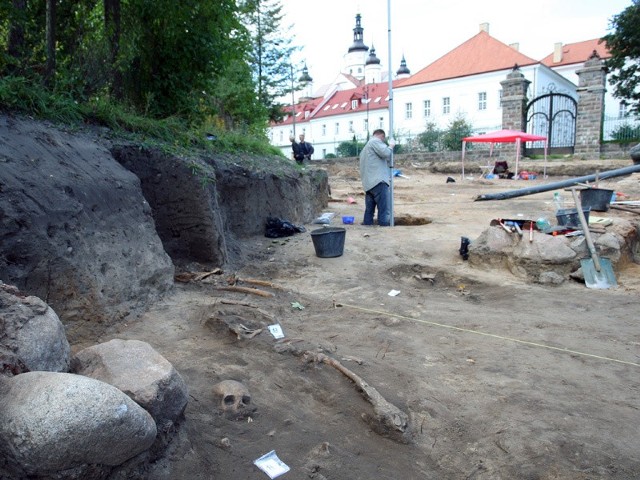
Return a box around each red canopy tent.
[461,129,547,180]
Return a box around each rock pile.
[0,284,187,479]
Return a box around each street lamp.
[290,64,296,139]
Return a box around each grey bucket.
[311,227,346,258]
[580,188,614,212]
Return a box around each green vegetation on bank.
[0,0,296,158]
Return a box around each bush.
[611,123,640,143]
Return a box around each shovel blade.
[580,258,617,289]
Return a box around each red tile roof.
[540,38,610,67]
[398,30,538,87]
[311,81,394,120]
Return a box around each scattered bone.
[226,274,284,290]
[174,269,222,283]
[308,352,412,444]
[271,342,412,444]
[216,286,274,297]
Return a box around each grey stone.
[0,285,70,373]
[71,339,188,431]
[0,371,156,476]
[537,271,565,285]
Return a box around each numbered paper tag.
[253,450,290,478]
[268,324,285,339]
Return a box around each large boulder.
[0,283,70,373]
[71,339,188,432]
[0,371,157,478]
[468,221,633,283]
[0,115,175,342]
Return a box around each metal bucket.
[580,188,614,212]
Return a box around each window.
[322,148,327,158]
[478,92,487,111]
[498,89,503,108]
[405,102,413,119]
[322,124,326,136]
[335,123,340,135]
[279,131,283,143]
[423,100,431,117]
[619,102,628,118]
[305,111,310,119]
[351,99,358,109]
[442,97,450,115]
[363,119,368,132]
[349,120,354,133]
[379,117,384,129]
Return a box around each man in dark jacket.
[298,133,314,163]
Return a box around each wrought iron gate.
[525,92,577,155]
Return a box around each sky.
[279,0,632,88]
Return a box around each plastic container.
[342,216,354,224]
[553,192,565,211]
[555,207,591,228]
[310,227,346,258]
[579,188,614,212]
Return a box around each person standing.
[298,133,314,163]
[290,135,303,164]
[359,129,395,226]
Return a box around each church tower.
[396,55,411,79]
[364,45,382,84]
[343,14,369,80]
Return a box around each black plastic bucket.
[556,207,591,228]
[580,188,614,212]
[311,227,346,258]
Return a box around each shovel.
[569,188,617,289]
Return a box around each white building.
[270,15,619,158]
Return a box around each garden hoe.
[570,188,617,289]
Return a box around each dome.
[396,55,410,76]
[298,64,313,83]
[366,46,381,65]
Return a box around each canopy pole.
[461,141,466,180]
[514,138,520,179]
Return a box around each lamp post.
[290,64,296,139]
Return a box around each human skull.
[212,380,254,419]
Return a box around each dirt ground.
[100,161,640,479]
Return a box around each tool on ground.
[569,188,617,289]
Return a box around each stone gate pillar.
[500,66,531,158]
[574,51,607,159]
[500,65,531,131]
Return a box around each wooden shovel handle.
[570,188,602,272]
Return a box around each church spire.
[348,13,369,53]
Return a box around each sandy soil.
[103,162,640,479]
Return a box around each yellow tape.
[338,303,640,368]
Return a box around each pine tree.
[240,0,300,122]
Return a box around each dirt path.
[103,163,640,479]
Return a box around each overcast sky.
[279,0,631,87]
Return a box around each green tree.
[603,0,640,114]
[337,138,365,157]
[239,0,299,122]
[417,121,441,152]
[442,115,472,151]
